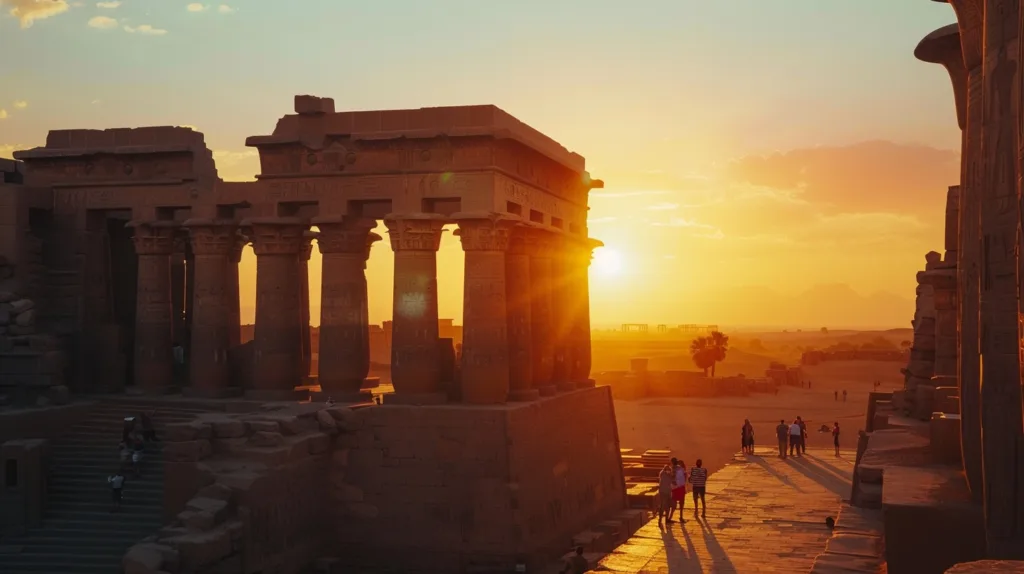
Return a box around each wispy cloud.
[217,4,233,13]
[591,190,670,198]
[0,110,7,120]
[87,15,117,28]
[2,0,70,28]
[212,149,257,162]
[0,144,25,158]
[646,202,679,211]
[186,3,206,11]
[96,0,119,7]
[124,23,167,35]
[12,100,27,109]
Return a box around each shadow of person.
[786,456,852,497]
[750,456,805,493]
[696,517,738,574]
[660,524,703,574]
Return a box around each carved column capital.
[383,214,446,251]
[300,231,317,262]
[129,221,179,255]
[453,213,515,252]
[184,219,238,257]
[507,225,535,256]
[229,235,247,264]
[315,217,378,255]
[241,217,308,256]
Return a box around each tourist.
[843,389,847,402]
[689,458,708,518]
[122,416,135,444]
[775,419,789,458]
[834,390,838,401]
[741,419,754,455]
[797,416,808,454]
[139,410,157,443]
[108,470,125,512]
[657,464,673,526]
[560,546,589,574]
[788,419,802,457]
[833,422,841,456]
[131,434,145,477]
[118,440,132,472]
[670,457,687,522]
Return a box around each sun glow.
[593,248,624,277]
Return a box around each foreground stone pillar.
[227,238,243,348]
[505,226,538,401]
[384,215,445,399]
[455,214,513,404]
[184,219,237,397]
[526,229,556,396]
[246,217,307,400]
[549,236,575,391]
[129,221,178,393]
[979,2,1024,556]
[170,249,187,345]
[315,216,378,398]
[299,235,313,381]
[570,239,601,388]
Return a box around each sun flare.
[593,248,624,277]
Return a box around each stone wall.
[335,387,626,572]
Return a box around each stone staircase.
[0,399,211,573]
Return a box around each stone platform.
[589,447,858,574]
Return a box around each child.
[108,471,125,511]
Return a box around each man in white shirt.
[789,420,803,457]
[108,471,125,511]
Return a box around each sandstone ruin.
[0,97,632,573]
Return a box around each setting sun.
[593,248,624,277]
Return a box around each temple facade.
[1,95,604,406]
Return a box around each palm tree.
[689,336,715,376]
[708,330,730,378]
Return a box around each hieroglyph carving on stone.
[385,218,445,251]
[188,224,237,257]
[456,219,513,252]
[131,224,177,256]
[248,223,307,257]
[317,220,378,254]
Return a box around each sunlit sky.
[0,0,961,328]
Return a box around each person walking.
[797,416,808,454]
[689,459,709,519]
[789,419,803,457]
[657,464,673,527]
[775,419,789,459]
[842,389,847,402]
[108,470,125,512]
[834,390,838,401]
[139,410,158,443]
[560,547,589,574]
[832,422,841,456]
[741,419,755,455]
[669,457,687,522]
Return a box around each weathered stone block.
[164,421,213,442]
[164,439,213,462]
[169,529,232,570]
[178,509,215,532]
[307,432,332,454]
[332,448,349,467]
[212,437,248,455]
[210,419,246,438]
[248,431,284,447]
[245,420,280,434]
[317,409,338,434]
[197,483,234,502]
[187,496,230,523]
[122,543,167,574]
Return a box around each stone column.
[246,217,307,400]
[298,235,314,382]
[315,216,378,399]
[505,225,537,401]
[226,237,243,348]
[184,219,236,397]
[455,214,513,404]
[979,2,1024,555]
[129,221,178,394]
[903,253,939,418]
[549,235,575,392]
[526,229,556,396]
[170,249,187,345]
[384,214,446,400]
[570,238,602,388]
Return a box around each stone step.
[36,514,162,529]
[856,482,883,509]
[0,552,124,571]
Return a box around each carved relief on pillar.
[187,220,237,256]
[130,221,178,256]
[245,217,308,256]
[524,228,556,394]
[384,215,445,396]
[314,217,379,395]
[384,215,446,251]
[455,214,515,404]
[506,225,537,401]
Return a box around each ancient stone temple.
[909,1,1024,562]
[0,97,629,573]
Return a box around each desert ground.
[595,329,910,476]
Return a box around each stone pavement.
[594,447,857,574]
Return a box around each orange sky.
[0,0,963,328]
